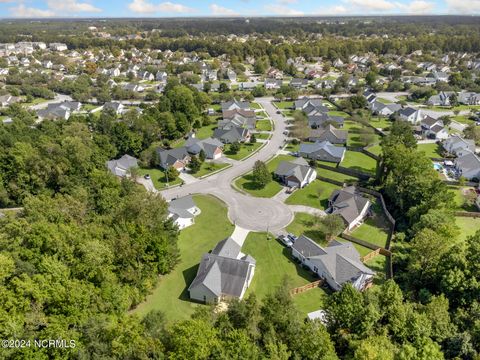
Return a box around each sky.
[0,0,478,18]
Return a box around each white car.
[278,235,293,247]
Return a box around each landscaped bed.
[132,195,235,322]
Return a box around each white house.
[168,195,201,229]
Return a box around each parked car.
[287,233,298,243]
[144,174,151,180]
[278,234,293,247]
[276,110,281,114]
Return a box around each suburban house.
[103,101,125,115]
[370,101,402,117]
[188,237,256,303]
[299,141,346,163]
[264,78,282,90]
[168,195,200,229]
[37,101,81,120]
[220,108,257,129]
[398,107,424,124]
[290,78,309,89]
[458,91,480,105]
[106,154,138,178]
[156,147,190,170]
[308,113,344,129]
[291,235,375,291]
[427,91,454,106]
[454,152,480,181]
[274,157,317,188]
[308,124,348,144]
[185,136,224,159]
[327,186,371,231]
[221,99,250,112]
[213,125,251,144]
[421,116,449,140]
[294,98,328,114]
[443,135,476,157]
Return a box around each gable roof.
[274,158,312,182]
[156,147,189,167]
[309,124,348,141]
[300,141,346,159]
[106,154,138,177]
[328,186,370,225]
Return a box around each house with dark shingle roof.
[220,108,257,129]
[274,157,317,188]
[454,152,480,181]
[156,147,190,171]
[443,135,476,157]
[308,124,348,144]
[299,141,346,163]
[221,99,250,112]
[106,154,138,178]
[213,125,251,144]
[327,186,370,231]
[189,237,256,303]
[307,113,344,128]
[168,195,200,229]
[185,136,224,160]
[291,235,375,291]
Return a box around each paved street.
[160,98,294,232]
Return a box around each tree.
[317,214,345,241]
[219,82,229,93]
[252,160,272,188]
[189,155,201,174]
[250,133,257,144]
[165,166,179,182]
[199,149,206,162]
[229,141,241,154]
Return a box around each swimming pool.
[433,163,443,171]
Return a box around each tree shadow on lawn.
[281,247,318,283]
[179,264,202,303]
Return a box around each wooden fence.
[316,163,372,180]
[290,279,325,295]
[361,248,381,263]
[455,211,480,218]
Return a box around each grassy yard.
[455,217,480,242]
[344,121,381,148]
[195,123,217,139]
[286,213,327,245]
[370,117,392,129]
[251,102,262,110]
[256,133,271,140]
[256,119,272,132]
[190,162,229,178]
[449,186,478,212]
[225,142,263,160]
[256,110,268,119]
[350,203,390,248]
[317,168,358,183]
[367,144,382,156]
[137,168,182,189]
[328,110,350,117]
[417,143,443,158]
[292,287,328,316]
[376,97,392,104]
[82,104,100,111]
[275,101,294,109]
[242,232,317,299]
[453,115,474,125]
[286,180,341,210]
[285,142,301,152]
[341,151,377,174]
[133,195,234,322]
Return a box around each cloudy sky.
[0,0,478,18]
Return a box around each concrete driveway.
[160,97,294,232]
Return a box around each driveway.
[160,97,294,232]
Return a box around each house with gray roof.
[274,157,317,188]
[299,141,346,163]
[421,116,448,140]
[103,101,124,114]
[106,154,138,178]
[370,101,402,117]
[291,235,374,291]
[221,99,250,112]
[156,147,190,171]
[189,237,256,303]
[185,136,224,160]
[308,124,348,144]
[168,195,200,229]
[290,78,309,89]
[443,135,476,157]
[398,107,424,124]
[264,78,282,90]
[454,152,480,181]
[37,101,81,120]
[220,108,257,129]
[327,186,370,231]
[213,125,251,144]
[427,91,454,106]
[308,113,344,128]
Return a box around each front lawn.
[133,195,234,322]
[256,133,271,140]
[242,232,317,299]
[455,217,480,242]
[286,213,327,245]
[225,142,263,160]
[341,151,377,174]
[376,97,392,104]
[250,102,262,110]
[276,101,294,109]
[285,180,341,210]
[137,168,182,189]
[256,119,272,132]
[367,144,382,156]
[417,143,443,158]
[190,162,229,178]
[235,174,283,198]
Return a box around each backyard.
[417,143,443,158]
[285,180,341,210]
[455,216,480,242]
[132,195,235,322]
[350,202,391,248]
[341,151,377,174]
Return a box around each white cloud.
[347,0,395,11]
[128,0,195,13]
[210,3,238,15]
[396,0,435,13]
[445,0,480,14]
[321,5,348,15]
[264,4,304,15]
[47,0,101,13]
[9,4,55,17]
[278,0,298,4]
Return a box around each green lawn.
[449,186,478,212]
[256,119,272,132]
[344,121,381,148]
[367,144,382,156]
[256,133,271,140]
[195,123,217,139]
[417,143,443,158]
[251,102,262,110]
[286,213,327,245]
[370,117,392,129]
[285,142,301,152]
[137,168,182,189]
[190,162,229,178]
[341,151,377,174]
[133,195,234,321]
[376,97,392,104]
[266,155,297,172]
[350,203,390,248]
[328,110,350,117]
[453,115,474,125]
[286,180,341,210]
[455,217,480,242]
[276,101,294,109]
[82,104,99,111]
[256,110,268,119]
[225,142,263,160]
[317,168,358,183]
[242,232,317,299]
[292,287,328,316]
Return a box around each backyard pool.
[433,163,443,171]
